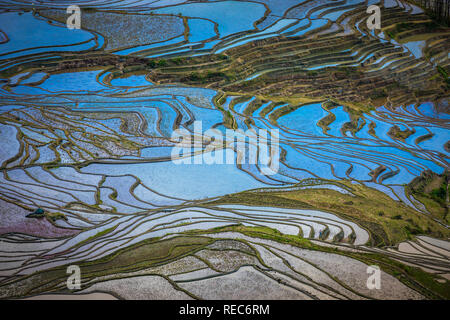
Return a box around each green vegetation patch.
[408,170,449,223]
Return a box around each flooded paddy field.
[0,0,449,300]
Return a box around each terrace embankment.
[6,5,448,115]
[3,223,449,300]
[138,7,449,112]
[209,180,450,246]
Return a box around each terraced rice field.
[0,0,449,300]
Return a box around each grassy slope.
[209,181,450,246]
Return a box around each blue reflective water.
[0,12,95,58]
[152,1,267,38]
